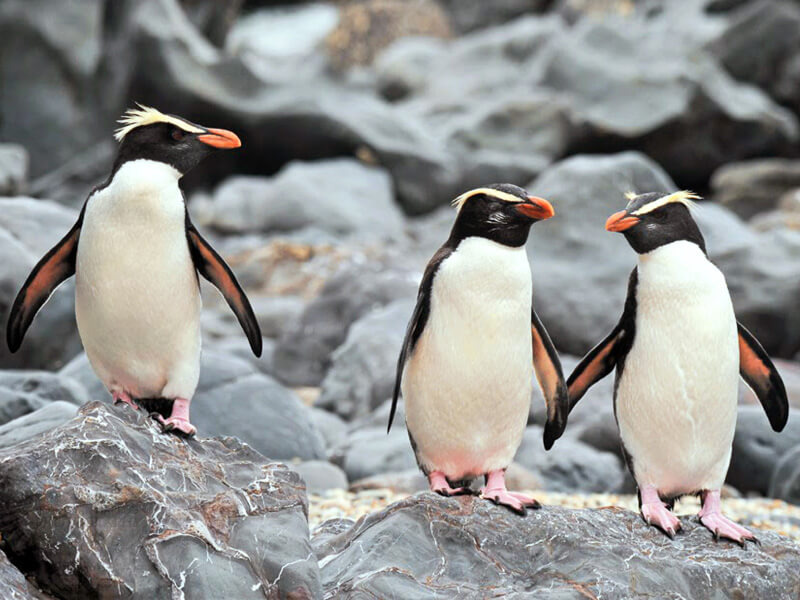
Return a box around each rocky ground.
[2,0,800,597]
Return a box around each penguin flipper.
[6,213,83,352]
[389,245,453,433]
[737,322,788,432]
[185,220,262,357]
[531,307,568,450]
[566,268,638,411]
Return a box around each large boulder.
[0,401,79,451]
[330,427,417,482]
[0,371,86,426]
[319,493,800,598]
[0,198,83,370]
[710,158,800,220]
[0,401,321,599]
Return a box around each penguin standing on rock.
[6,105,262,436]
[389,184,569,514]
[567,191,788,543]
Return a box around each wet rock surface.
[0,401,321,599]
[318,493,800,598]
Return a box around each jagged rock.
[0,198,83,370]
[0,401,79,450]
[0,401,321,599]
[317,300,413,421]
[294,460,349,493]
[319,493,800,598]
[710,158,800,220]
[273,264,418,386]
[0,548,53,600]
[0,144,28,195]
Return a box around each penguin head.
[112,105,241,177]
[450,184,555,247]
[605,190,706,254]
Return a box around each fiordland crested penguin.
[7,105,262,436]
[566,191,788,543]
[389,184,569,514]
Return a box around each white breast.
[616,241,739,496]
[75,160,202,399]
[402,237,534,480]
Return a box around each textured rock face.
[0,548,53,600]
[318,493,800,598]
[0,402,321,599]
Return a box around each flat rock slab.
[0,402,321,599]
[318,493,800,599]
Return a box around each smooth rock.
[0,401,321,599]
[0,371,87,426]
[319,493,800,598]
[309,407,349,452]
[331,427,417,482]
[438,0,550,33]
[294,460,348,493]
[710,158,800,220]
[0,144,28,195]
[317,299,413,421]
[0,401,78,450]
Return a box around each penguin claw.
[153,413,196,437]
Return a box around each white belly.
[402,237,533,479]
[616,241,738,496]
[75,160,201,399]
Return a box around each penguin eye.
[170,127,185,142]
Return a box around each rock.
[0,198,83,370]
[728,405,800,496]
[0,401,78,450]
[350,469,428,494]
[0,548,53,600]
[319,493,800,598]
[311,518,355,560]
[273,263,418,386]
[515,426,626,493]
[309,407,349,452]
[0,401,321,598]
[324,0,452,71]
[294,460,349,493]
[317,300,413,421]
[180,0,244,47]
[710,158,800,220]
[438,0,550,33]
[59,350,327,462]
[0,144,28,195]
[374,37,447,101]
[208,159,404,239]
[769,443,800,504]
[537,19,798,186]
[331,427,417,482]
[0,371,86,426]
[250,295,305,340]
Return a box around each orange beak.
[197,127,241,149]
[515,196,555,220]
[605,210,640,232]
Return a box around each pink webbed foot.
[154,398,197,437]
[699,490,757,546]
[112,390,139,411]
[480,470,541,515]
[428,471,470,496]
[640,486,681,538]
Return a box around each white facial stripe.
[114,104,204,141]
[452,187,523,211]
[630,190,700,216]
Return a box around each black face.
[111,121,237,177]
[450,183,555,247]
[606,193,706,254]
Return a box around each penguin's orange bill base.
[605,210,640,232]
[197,128,242,149]
[515,196,555,220]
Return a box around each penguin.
[389,184,569,514]
[566,190,788,543]
[6,105,262,436]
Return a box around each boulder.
[317,299,413,421]
[330,427,417,482]
[0,401,321,599]
[0,144,28,195]
[438,0,550,33]
[0,198,83,370]
[309,407,349,452]
[0,401,78,450]
[710,158,800,220]
[0,548,53,600]
[294,460,349,494]
[319,493,800,598]
[0,370,86,427]
[273,263,418,386]
[208,159,404,239]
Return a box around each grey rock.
[516,426,626,493]
[311,518,355,561]
[0,371,87,426]
[0,401,321,599]
[309,407,349,452]
[209,159,404,239]
[438,0,550,33]
[768,443,800,504]
[205,335,276,377]
[350,469,429,494]
[0,144,28,195]
[273,263,418,386]
[0,548,53,600]
[728,405,800,495]
[251,295,305,339]
[710,158,800,220]
[294,460,348,493]
[0,198,83,370]
[319,493,800,598]
[0,401,78,450]
[317,300,414,421]
[331,427,417,482]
